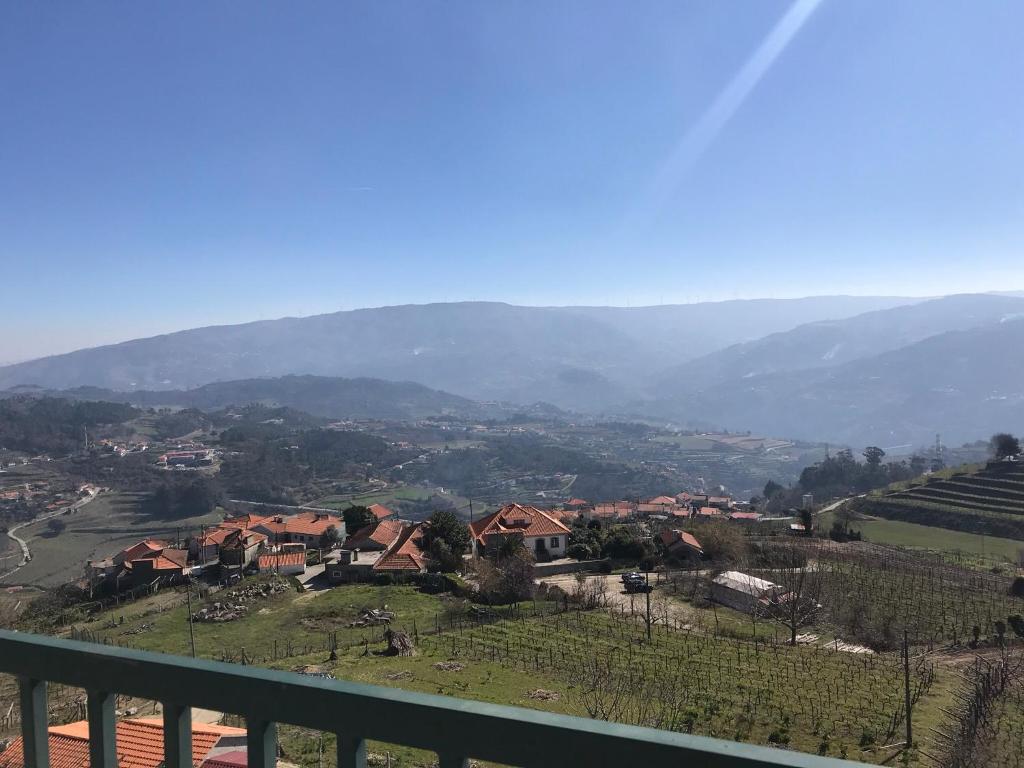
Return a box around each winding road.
[1,487,100,581]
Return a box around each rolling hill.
[0,297,916,411]
[638,315,1024,446]
[4,375,502,422]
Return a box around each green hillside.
[854,461,1024,541]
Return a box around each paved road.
[1,488,100,581]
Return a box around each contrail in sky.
[626,0,825,232]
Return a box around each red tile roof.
[368,503,396,520]
[647,496,677,506]
[0,718,244,768]
[220,514,269,530]
[118,540,168,562]
[202,750,249,768]
[565,498,590,507]
[345,519,404,550]
[698,506,723,517]
[284,513,342,537]
[258,551,306,570]
[729,511,762,521]
[659,529,703,554]
[374,523,427,571]
[469,504,570,544]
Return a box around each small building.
[329,521,427,581]
[710,571,786,614]
[659,529,703,559]
[219,529,267,568]
[707,496,733,510]
[469,504,570,561]
[728,511,762,523]
[257,548,307,576]
[564,497,590,511]
[368,503,397,522]
[697,506,724,519]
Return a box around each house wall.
[709,583,760,614]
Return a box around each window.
[550,537,560,548]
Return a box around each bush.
[597,560,613,574]
[373,573,394,586]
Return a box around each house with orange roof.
[368,503,397,521]
[123,547,190,583]
[658,529,704,560]
[697,506,724,519]
[328,520,427,581]
[218,529,267,568]
[564,497,590,510]
[469,503,570,561]
[258,549,307,576]
[0,717,247,768]
[589,501,635,521]
[373,523,428,573]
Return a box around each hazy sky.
[2,1,1022,362]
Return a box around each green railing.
[0,629,870,768]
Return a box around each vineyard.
[430,606,937,762]
[806,543,1024,649]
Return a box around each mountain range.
[2,293,1023,447]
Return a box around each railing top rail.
[0,629,869,768]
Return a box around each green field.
[0,492,222,588]
[63,579,964,766]
[856,515,1023,560]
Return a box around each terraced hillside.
[853,461,1024,541]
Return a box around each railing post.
[336,734,366,768]
[246,718,276,768]
[18,677,49,768]
[437,754,469,768]
[87,689,118,768]
[162,703,192,768]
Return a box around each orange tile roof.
[698,506,723,517]
[659,529,703,553]
[729,511,762,521]
[374,524,427,571]
[368,503,396,520]
[565,498,590,507]
[345,519,404,550]
[647,496,677,506]
[258,551,306,569]
[0,719,243,768]
[469,504,570,543]
[284,513,342,537]
[119,540,168,562]
[220,514,269,529]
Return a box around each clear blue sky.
[2,1,1022,361]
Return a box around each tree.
[318,525,341,550]
[424,508,470,555]
[991,433,1021,460]
[766,565,824,646]
[763,480,784,499]
[799,507,814,534]
[46,517,66,536]
[342,505,375,535]
[862,446,885,469]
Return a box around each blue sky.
[2,1,1022,361]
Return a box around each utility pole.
[645,569,652,643]
[903,630,912,752]
[468,498,474,524]
[186,579,197,658]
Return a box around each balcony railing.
[0,629,869,768]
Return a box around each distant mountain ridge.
[5,293,1024,446]
[3,375,501,422]
[0,297,916,409]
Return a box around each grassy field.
[311,485,485,517]
[0,492,222,588]
[55,571,985,767]
[857,515,1023,560]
